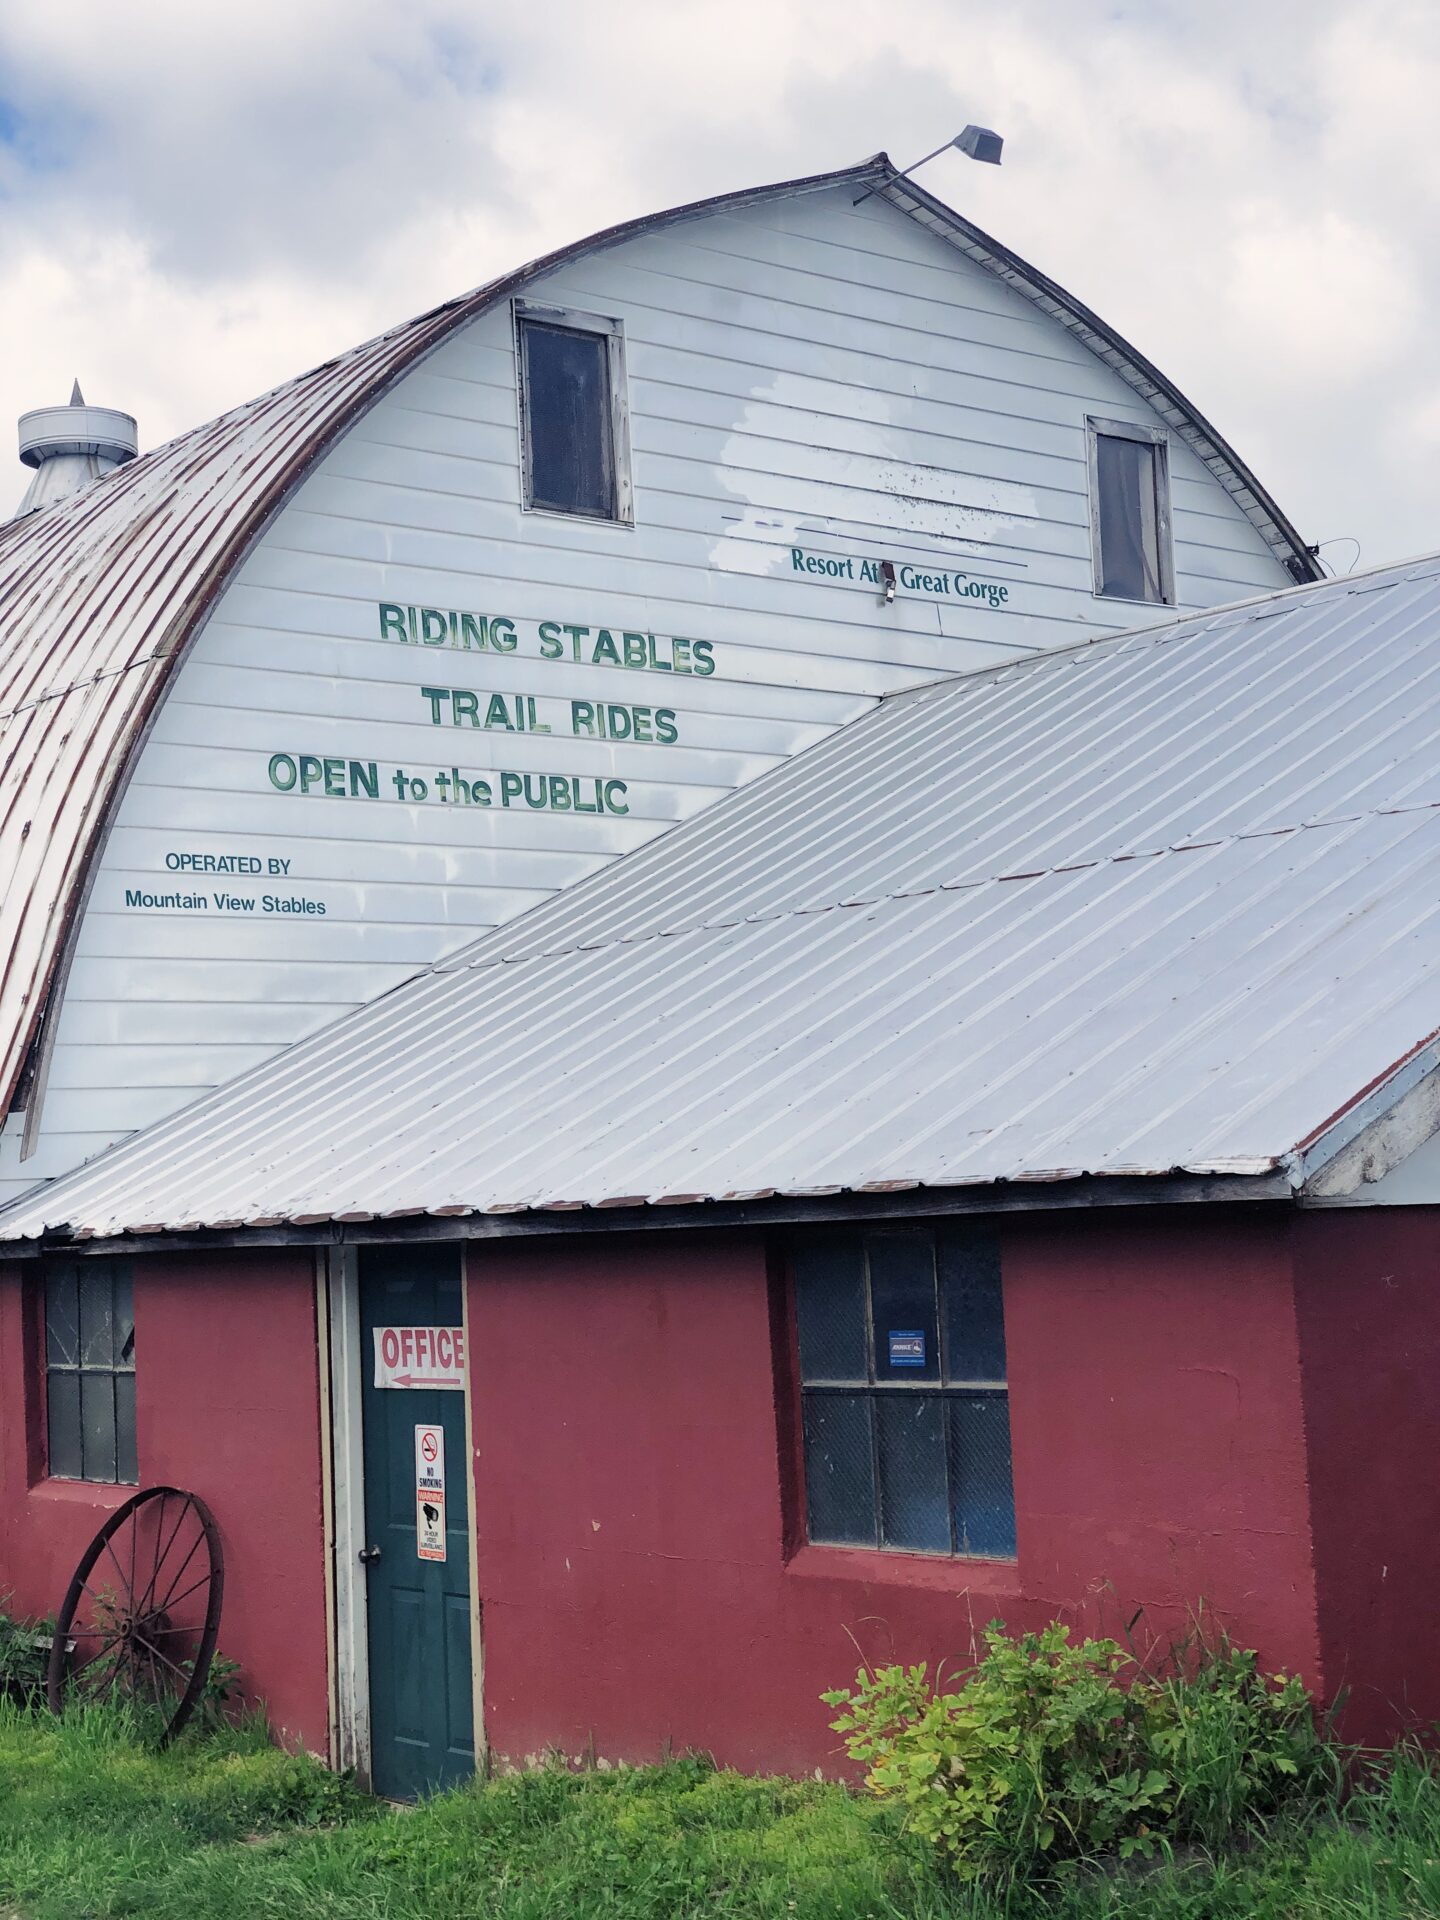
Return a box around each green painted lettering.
[378,603,408,643]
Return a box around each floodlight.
[853,127,1005,205]
[956,125,1003,166]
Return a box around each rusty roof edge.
[1291,1031,1440,1192]
[0,1165,1294,1258]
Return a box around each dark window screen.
[1095,431,1166,602]
[45,1262,136,1484]
[520,318,615,518]
[794,1228,1014,1560]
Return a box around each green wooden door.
[359,1246,475,1799]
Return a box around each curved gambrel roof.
[0,154,1320,1124]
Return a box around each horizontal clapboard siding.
[14,184,1292,1189]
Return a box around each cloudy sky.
[1,0,1435,570]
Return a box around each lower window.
[44,1261,137,1484]
[793,1227,1014,1557]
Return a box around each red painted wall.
[1294,1207,1440,1745]
[468,1212,1321,1776]
[0,1252,328,1753]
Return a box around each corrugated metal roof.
[0,155,1318,1131]
[3,551,1434,1244]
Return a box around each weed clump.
[824,1620,1335,1888]
[0,1600,52,1706]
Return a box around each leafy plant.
[0,1599,53,1706]
[824,1619,1334,1887]
[183,1651,244,1718]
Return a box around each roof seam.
[3,650,165,723]
[446,795,1440,975]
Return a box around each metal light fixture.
[854,126,1003,206]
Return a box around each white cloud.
[1,0,1437,569]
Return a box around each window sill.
[1093,588,1175,609]
[785,1542,1021,1596]
[520,502,634,530]
[30,1478,136,1510]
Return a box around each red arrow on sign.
[393,1373,457,1389]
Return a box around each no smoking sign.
[414,1424,446,1563]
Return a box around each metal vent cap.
[19,397,138,470]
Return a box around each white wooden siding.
[1,186,1292,1200]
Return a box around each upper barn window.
[1087,416,1175,605]
[793,1227,1015,1559]
[515,301,633,523]
[44,1261,137,1485]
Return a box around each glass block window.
[44,1263,137,1484]
[794,1228,1014,1558]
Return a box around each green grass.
[3,1699,1440,1919]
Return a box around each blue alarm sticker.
[888,1330,926,1368]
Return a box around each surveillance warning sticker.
[415,1424,446,1563]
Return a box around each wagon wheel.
[48,1486,224,1746]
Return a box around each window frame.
[1085,413,1175,607]
[513,298,634,526]
[788,1228,1016,1564]
[42,1260,137,1486]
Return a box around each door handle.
[358,1545,382,1565]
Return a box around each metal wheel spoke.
[101,1532,133,1600]
[77,1648,125,1696]
[147,1570,212,1621]
[75,1635,124,1682]
[134,1636,191,1688]
[135,1496,188,1618]
[152,1532,205,1616]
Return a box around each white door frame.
[324,1246,372,1784]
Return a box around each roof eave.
[0,1165,1296,1259]
[1294,1036,1440,1201]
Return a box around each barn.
[5,155,1435,1798]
